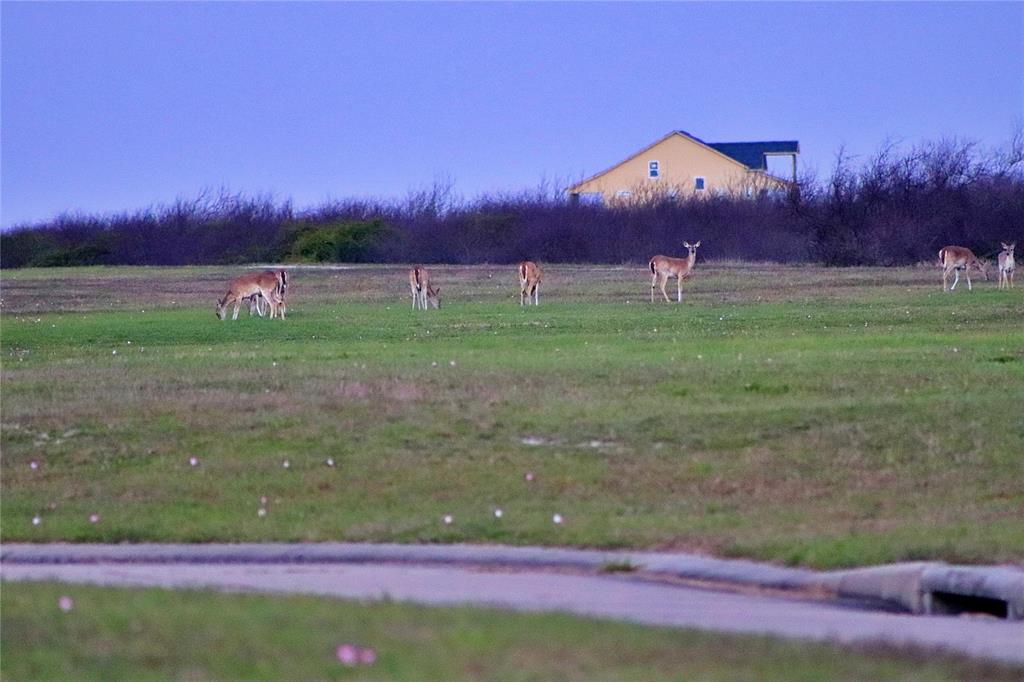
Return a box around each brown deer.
[518,261,542,306]
[997,242,1015,289]
[244,270,288,316]
[939,246,988,292]
[650,241,700,303]
[216,271,285,320]
[409,266,441,310]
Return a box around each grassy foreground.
[3,581,1020,681]
[1,263,1022,568]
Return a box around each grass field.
[3,581,1020,681]
[2,263,1022,568]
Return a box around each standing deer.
[997,242,1016,289]
[216,271,285,320]
[518,261,542,306]
[244,270,288,316]
[939,246,988,292]
[409,266,441,310]
[650,241,701,303]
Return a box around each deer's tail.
[649,259,657,274]
[519,262,527,280]
[937,248,946,265]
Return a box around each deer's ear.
[694,241,701,247]
[683,241,691,248]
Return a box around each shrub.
[286,219,393,263]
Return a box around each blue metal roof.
[678,130,799,170]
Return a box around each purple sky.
[2,2,1022,227]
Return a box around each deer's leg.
[950,269,960,291]
[651,272,658,302]
[534,282,539,305]
[232,298,242,320]
[660,275,671,303]
[520,281,526,306]
[677,276,683,303]
[966,269,972,291]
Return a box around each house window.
[648,161,660,178]
[694,176,706,191]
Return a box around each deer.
[939,246,988,292]
[650,241,701,303]
[244,270,288,317]
[216,271,285,320]
[518,261,542,306]
[409,266,441,310]
[997,242,1016,289]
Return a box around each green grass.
[2,263,1023,567]
[3,581,1020,681]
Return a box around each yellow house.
[567,130,799,204]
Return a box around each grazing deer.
[650,241,701,303]
[939,246,988,292]
[409,266,440,310]
[997,242,1016,289]
[518,261,542,306]
[216,271,285,320]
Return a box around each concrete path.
[4,549,1023,664]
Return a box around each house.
[567,130,799,204]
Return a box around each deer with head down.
[938,246,988,292]
[216,271,285,320]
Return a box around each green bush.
[286,219,392,263]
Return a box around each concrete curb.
[3,543,1021,619]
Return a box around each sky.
[2,2,1022,228]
